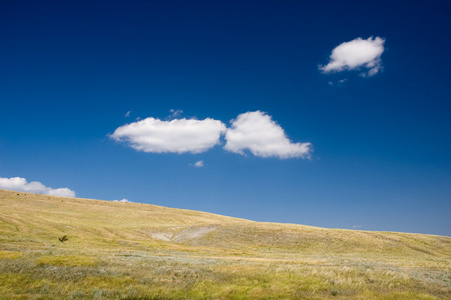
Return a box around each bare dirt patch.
[148,225,219,243]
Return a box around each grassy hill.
[0,189,450,299]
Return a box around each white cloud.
[0,177,76,197]
[193,160,204,167]
[125,111,131,117]
[224,111,312,159]
[110,117,227,154]
[320,36,385,76]
[328,78,348,86]
[114,198,131,203]
[352,225,362,229]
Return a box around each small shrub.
[58,235,68,243]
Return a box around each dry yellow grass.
[0,189,450,299]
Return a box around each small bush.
[59,235,68,243]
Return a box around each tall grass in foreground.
[0,247,449,299]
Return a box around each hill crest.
[1,188,450,257]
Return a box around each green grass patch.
[36,255,98,267]
[0,250,23,259]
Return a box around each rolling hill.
[0,189,450,299]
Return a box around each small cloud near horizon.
[352,225,362,229]
[0,176,75,197]
[320,36,385,77]
[113,198,131,203]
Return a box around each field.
[0,189,450,299]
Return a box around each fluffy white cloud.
[0,177,76,197]
[110,117,227,154]
[320,36,385,76]
[224,111,312,159]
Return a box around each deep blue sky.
[1,1,450,236]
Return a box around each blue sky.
[1,1,450,236]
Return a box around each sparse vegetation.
[0,189,450,299]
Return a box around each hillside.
[0,189,450,299]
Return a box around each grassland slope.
[0,189,450,299]
[0,189,449,257]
